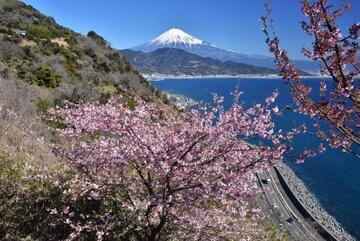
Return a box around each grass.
[99,84,118,95]
[0,0,22,10]
[267,222,290,241]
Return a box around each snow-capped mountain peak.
[149,28,203,47]
[129,28,319,73]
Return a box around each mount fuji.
[132,28,212,52]
[130,28,319,73]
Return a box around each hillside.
[0,0,167,109]
[0,2,170,238]
[121,48,280,76]
[0,2,308,240]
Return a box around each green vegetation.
[99,84,118,95]
[0,0,22,10]
[0,152,71,240]
[27,25,65,40]
[18,65,62,88]
[0,0,167,103]
[267,222,289,241]
[36,97,54,115]
[36,65,62,88]
[87,30,107,46]
[0,1,297,240]
[40,40,60,55]
[127,97,137,110]
[122,48,280,76]
[0,1,169,238]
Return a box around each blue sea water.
[152,78,360,239]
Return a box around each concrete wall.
[274,167,338,241]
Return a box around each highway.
[257,169,325,241]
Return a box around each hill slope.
[121,48,280,76]
[0,0,167,107]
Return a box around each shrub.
[0,26,10,34]
[87,31,107,46]
[16,64,37,85]
[99,84,117,95]
[0,152,136,240]
[64,35,77,46]
[64,59,78,75]
[0,40,24,61]
[36,97,54,115]
[84,47,96,58]
[27,25,53,39]
[0,153,72,241]
[126,96,136,110]
[36,65,62,88]
[23,46,35,59]
[40,40,60,55]
[2,34,21,44]
[93,61,110,73]
[27,25,67,40]
[124,62,134,72]
[0,0,23,11]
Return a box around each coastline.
[163,91,197,111]
[276,162,355,241]
[151,78,357,240]
[145,73,331,81]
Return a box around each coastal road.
[257,169,325,241]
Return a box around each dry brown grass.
[0,71,292,241]
[50,37,69,48]
[19,39,37,48]
[0,74,60,168]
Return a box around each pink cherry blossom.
[262,0,359,157]
[50,92,297,240]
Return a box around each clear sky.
[23,0,359,60]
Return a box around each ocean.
[151,77,360,240]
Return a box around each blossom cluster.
[262,0,359,156]
[50,94,293,240]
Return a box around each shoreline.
[163,91,197,111]
[145,74,331,81]
[276,162,355,241]
[152,78,357,240]
[165,96,355,240]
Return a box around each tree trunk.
[147,216,166,241]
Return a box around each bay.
[152,77,360,239]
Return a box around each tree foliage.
[87,31,108,46]
[48,93,301,240]
[27,24,66,40]
[262,0,359,157]
[37,65,62,88]
[0,1,169,104]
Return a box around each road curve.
[257,170,325,241]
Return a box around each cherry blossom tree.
[261,0,359,157]
[50,93,294,241]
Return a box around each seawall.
[274,163,355,241]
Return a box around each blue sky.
[23,0,359,60]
